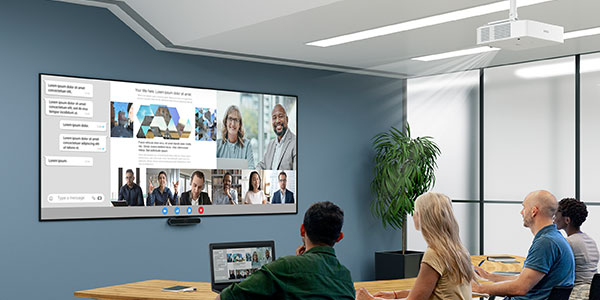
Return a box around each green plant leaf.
[370,122,440,234]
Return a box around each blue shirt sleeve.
[246,141,255,169]
[147,190,155,206]
[216,139,224,158]
[118,185,125,201]
[136,186,143,206]
[524,236,555,274]
[168,188,177,205]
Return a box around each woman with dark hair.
[554,198,599,300]
[244,171,267,204]
[216,105,255,169]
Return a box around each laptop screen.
[210,241,275,292]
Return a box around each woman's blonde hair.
[221,105,245,147]
[414,192,474,284]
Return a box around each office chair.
[589,273,600,300]
[547,285,573,300]
[487,285,573,300]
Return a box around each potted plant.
[371,124,440,279]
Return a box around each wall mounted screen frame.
[39,73,298,221]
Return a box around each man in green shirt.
[216,201,355,300]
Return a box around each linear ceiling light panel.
[515,61,573,78]
[307,0,554,47]
[564,27,600,40]
[411,46,500,61]
[515,57,600,79]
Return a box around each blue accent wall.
[0,1,405,298]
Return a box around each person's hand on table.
[356,288,406,300]
[356,288,375,300]
[373,290,408,299]
[474,265,491,280]
[372,290,396,298]
[472,280,485,293]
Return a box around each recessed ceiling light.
[515,57,600,79]
[408,73,480,94]
[306,0,554,47]
[515,61,573,78]
[564,27,600,40]
[411,46,500,62]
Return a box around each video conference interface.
[212,246,273,284]
[40,74,298,220]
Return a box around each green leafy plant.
[371,124,440,254]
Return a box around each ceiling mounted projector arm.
[509,0,518,21]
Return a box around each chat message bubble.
[46,98,93,118]
[47,194,104,203]
[45,156,93,167]
[45,80,93,98]
[59,120,106,132]
[60,134,106,152]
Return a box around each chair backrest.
[589,273,600,300]
[548,285,573,300]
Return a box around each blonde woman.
[216,105,255,169]
[357,192,473,300]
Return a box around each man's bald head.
[525,190,558,219]
[272,104,287,116]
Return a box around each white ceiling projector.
[477,0,563,50]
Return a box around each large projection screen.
[40,74,297,220]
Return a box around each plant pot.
[375,250,424,280]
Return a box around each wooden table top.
[74,255,525,300]
[354,254,524,295]
[471,254,524,274]
[74,280,217,300]
[354,277,417,293]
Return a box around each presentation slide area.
[109,81,217,169]
[40,74,297,220]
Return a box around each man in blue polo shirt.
[473,190,574,300]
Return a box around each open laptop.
[209,240,275,293]
[111,200,128,207]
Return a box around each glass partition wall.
[406,53,600,257]
[483,57,575,256]
[407,71,480,254]
[579,52,600,250]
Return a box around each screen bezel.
[209,240,276,292]
[39,73,299,221]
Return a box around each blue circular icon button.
[162,207,168,215]
[174,207,180,215]
[187,207,192,214]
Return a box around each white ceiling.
[58,0,600,78]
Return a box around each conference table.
[74,255,524,300]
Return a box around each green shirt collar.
[304,245,336,256]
